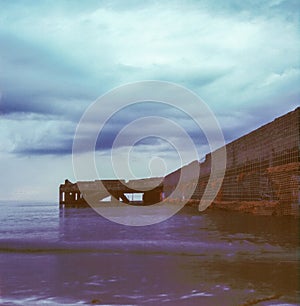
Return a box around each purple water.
[0,201,298,305]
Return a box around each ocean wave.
[0,238,288,259]
[0,238,217,255]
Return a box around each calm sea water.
[0,201,298,305]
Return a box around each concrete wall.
[164,107,299,215]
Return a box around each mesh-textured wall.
[164,107,299,215]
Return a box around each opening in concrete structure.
[101,196,112,202]
[124,193,143,202]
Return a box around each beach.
[0,201,298,305]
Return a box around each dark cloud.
[0,91,90,121]
[9,101,210,156]
[13,146,73,156]
[88,102,210,157]
[0,31,101,118]
[11,126,75,156]
[0,0,299,160]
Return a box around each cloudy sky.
[0,0,299,201]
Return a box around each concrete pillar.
[59,189,65,206]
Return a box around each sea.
[0,201,298,306]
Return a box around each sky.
[0,0,299,201]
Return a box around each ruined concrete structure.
[60,178,163,207]
[60,107,299,216]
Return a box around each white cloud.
[0,113,75,154]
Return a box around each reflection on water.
[0,202,298,305]
[205,210,299,248]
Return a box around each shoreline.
[58,199,300,218]
[185,199,300,217]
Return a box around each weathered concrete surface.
[163,107,299,216]
[209,201,280,216]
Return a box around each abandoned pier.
[60,107,299,216]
